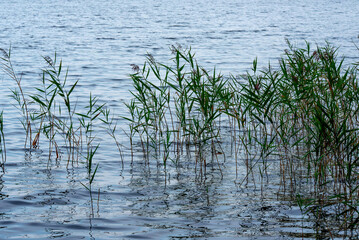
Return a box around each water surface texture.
[0,0,359,239]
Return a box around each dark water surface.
[0,0,358,239]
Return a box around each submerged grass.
[0,42,359,236]
[0,111,5,172]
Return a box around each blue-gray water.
[0,0,358,239]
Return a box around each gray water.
[0,0,359,239]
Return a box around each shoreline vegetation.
[1,41,359,238]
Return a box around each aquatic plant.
[1,42,359,236]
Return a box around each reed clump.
[239,41,359,236]
[0,48,121,162]
[125,47,227,177]
[125,42,359,235]
[1,42,358,235]
[0,49,124,214]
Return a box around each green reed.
[100,107,124,168]
[29,54,81,162]
[80,143,99,217]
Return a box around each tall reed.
[0,47,32,149]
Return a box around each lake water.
[0,0,358,239]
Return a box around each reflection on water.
[2,150,349,239]
[0,0,358,239]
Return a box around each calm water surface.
[0,0,358,239]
